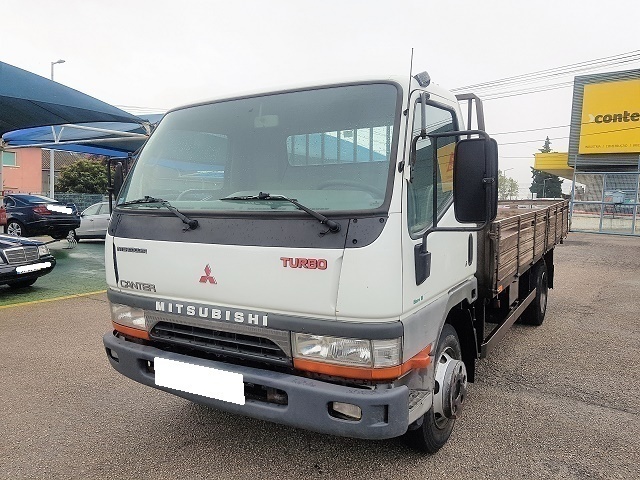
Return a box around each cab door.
[401,92,476,316]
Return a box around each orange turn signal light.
[293,344,432,381]
[112,321,150,340]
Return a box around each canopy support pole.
[49,148,55,198]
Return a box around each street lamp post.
[500,168,515,200]
[50,59,65,81]
[49,59,65,198]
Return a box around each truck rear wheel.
[404,324,467,453]
[520,260,548,326]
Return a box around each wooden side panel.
[488,200,570,295]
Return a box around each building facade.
[2,148,90,196]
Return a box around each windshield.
[119,83,399,213]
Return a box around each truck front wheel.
[520,260,548,326]
[404,324,467,453]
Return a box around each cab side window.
[407,102,457,237]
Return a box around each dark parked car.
[3,194,80,239]
[0,234,56,288]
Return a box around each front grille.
[150,322,290,366]
[5,246,39,265]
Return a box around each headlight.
[38,245,50,257]
[110,302,146,330]
[292,333,402,368]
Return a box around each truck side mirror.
[453,137,498,223]
[113,163,124,198]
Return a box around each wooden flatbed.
[478,199,570,297]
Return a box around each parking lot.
[1,232,639,479]
[0,239,106,306]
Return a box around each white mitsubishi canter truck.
[103,72,567,452]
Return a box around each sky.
[3,0,640,196]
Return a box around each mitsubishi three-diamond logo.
[199,264,217,284]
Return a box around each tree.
[539,136,552,154]
[530,136,562,198]
[498,170,519,200]
[56,159,108,194]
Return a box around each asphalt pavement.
[1,232,639,479]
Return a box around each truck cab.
[104,74,501,452]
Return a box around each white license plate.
[154,357,245,405]
[16,262,51,274]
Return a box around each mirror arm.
[408,92,429,181]
[432,135,438,231]
[420,92,427,138]
[429,129,489,140]
[106,156,130,214]
[106,158,114,214]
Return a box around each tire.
[520,260,548,326]
[51,231,71,240]
[7,278,37,288]
[404,324,467,453]
[5,220,25,237]
[72,230,80,242]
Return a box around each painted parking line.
[0,289,107,309]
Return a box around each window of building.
[2,151,17,166]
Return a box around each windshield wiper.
[221,192,341,233]
[118,196,199,231]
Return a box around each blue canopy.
[0,61,144,137]
[2,115,163,156]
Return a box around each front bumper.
[0,255,56,285]
[103,332,410,440]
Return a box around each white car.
[74,201,110,241]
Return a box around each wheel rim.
[432,347,468,429]
[7,222,22,236]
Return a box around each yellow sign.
[579,79,640,154]
[437,142,455,191]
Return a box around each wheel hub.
[7,223,21,236]
[433,351,468,427]
[539,272,548,314]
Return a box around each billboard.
[579,78,640,154]
[437,142,455,191]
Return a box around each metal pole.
[632,155,640,235]
[49,60,64,199]
[50,59,65,82]
[569,154,577,231]
[49,149,55,198]
[598,174,605,233]
[0,145,4,198]
[50,65,55,198]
